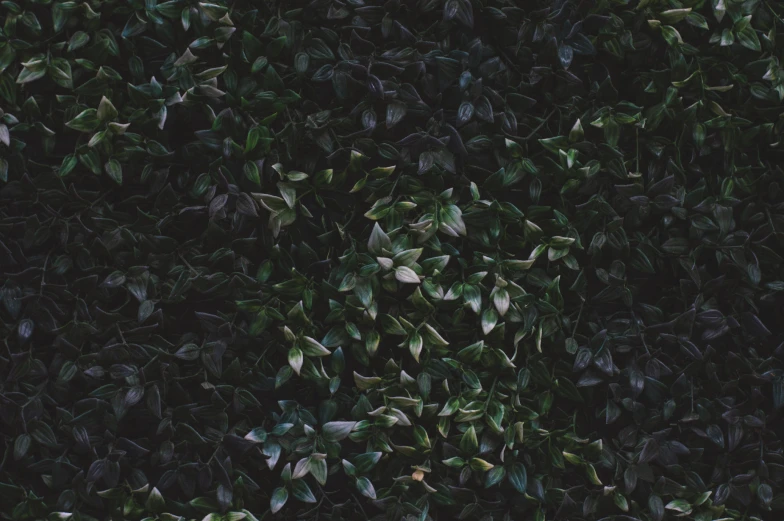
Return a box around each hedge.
[1,0,783,520]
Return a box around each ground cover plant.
[1,0,784,520]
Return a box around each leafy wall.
[1,1,784,521]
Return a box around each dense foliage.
[1,0,784,520]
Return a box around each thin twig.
[38,250,52,296]
[350,493,368,520]
[314,482,337,506]
[571,297,585,337]
[522,109,557,141]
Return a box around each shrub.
[1,1,783,520]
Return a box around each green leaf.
[13,434,31,461]
[469,458,494,471]
[442,457,466,468]
[686,12,709,30]
[505,138,524,158]
[353,452,382,473]
[322,421,356,441]
[665,499,692,514]
[288,347,303,375]
[438,396,460,417]
[484,466,506,488]
[291,479,316,503]
[585,463,602,485]
[737,26,761,51]
[660,25,683,46]
[356,477,376,499]
[243,161,261,184]
[145,487,165,513]
[300,337,331,357]
[508,463,528,493]
[66,109,101,132]
[614,492,629,512]
[30,421,57,448]
[354,372,382,391]
[49,59,73,88]
[408,331,423,362]
[569,119,584,142]
[199,2,228,20]
[493,288,510,316]
[393,248,423,267]
[460,425,478,454]
[270,487,288,514]
[659,8,692,24]
[464,284,481,313]
[368,223,392,255]
[253,193,288,213]
[105,160,122,184]
[309,457,327,486]
[395,266,420,284]
[97,96,118,121]
[481,308,498,335]
[16,64,46,84]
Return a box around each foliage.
[1,0,784,521]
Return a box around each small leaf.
[288,347,303,375]
[558,43,573,69]
[97,96,118,121]
[395,266,420,284]
[66,109,100,132]
[291,479,316,504]
[309,457,327,485]
[301,337,331,357]
[138,300,154,323]
[408,331,423,362]
[13,434,31,460]
[613,493,629,512]
[68,31,90,51]
[569,119,584,142]
[660,25,683,46]
[270,487,288,514]
[481,308,498,335]
[508,463,527,493]
[368,223,391,255]
[485,466,506,488]
[145,487,165,513]
[354,372,382,391]
[243,162,260,184]
[469,458,494,471]
[585,464,602,485]
[386,102,407,128]
[105,160,122,184]
[665,499,692,514]
[460,425,478,454]
[322,421,356,441]
[737,26,761,51]
[353,452,382,473]
[356,477,376,499]
[493,288,510,316]
[457,101,474,126]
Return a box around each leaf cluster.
[1,1,784,521]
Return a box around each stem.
[350,493,368,519]
[635,126,640,174]
[484,377,498,411]
[522,109,557,142]
[38,250,52,297]
[571,297,585,338]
